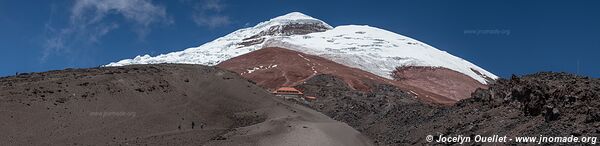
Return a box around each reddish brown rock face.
[392,66,487,103]
[218,47,488,105]
[217,47,392,91]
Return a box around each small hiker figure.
[192,122,195,129]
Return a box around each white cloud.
[201,0,225,12]
[193,13,230,29]
[42,0,171,61]
[191,0,231,28]
[70,0,171,33]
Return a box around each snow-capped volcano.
[106,12,497,85]
[106,12,332,66]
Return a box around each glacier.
[105,12,498,84]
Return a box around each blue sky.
[0,0,598,78]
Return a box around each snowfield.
[105,12,498,84]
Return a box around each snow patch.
[297,54,311,62]
[243,64,278,75]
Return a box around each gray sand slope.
[0,64,373,146]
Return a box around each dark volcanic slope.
[296,74,439,145]
[0,64,372,146]
[298,72,600,145]
[398,72,600,145]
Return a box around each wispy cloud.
[192,13,230,29]
[201,0,226,12]
[191,0,231,29]
[42,0,171,61]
